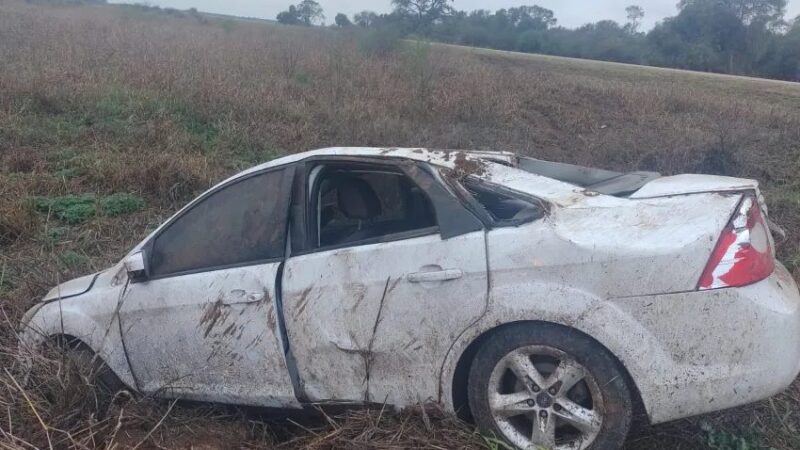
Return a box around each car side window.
[149,168,289,277]
[462,177,544,224]
[314,168,437,248]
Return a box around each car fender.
[19,296,137,390]
[439,282,670,420]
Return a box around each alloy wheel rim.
[487,345,604,450]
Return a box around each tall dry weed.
[1,1,800,448]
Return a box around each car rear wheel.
[467,323,632,449]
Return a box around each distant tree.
[508,5,557,31]
[276,5,302,25]
[786,17,800,79]
[562,20,646,63]
[353,10,378,27]
[296,0,324,25]
[392,0,453,30]
[679,0,786,26]
[277,1,324,26]
[649,1,746,73]
[760,15,800,79]
[625,5,644,33]
[334,12,352,27]
[341,0,795,81]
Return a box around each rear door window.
[462,177,544,225]
[314,169,437,248]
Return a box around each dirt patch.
[198,297,231,338]
[452,152,487,178]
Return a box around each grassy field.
[2,1,800,448]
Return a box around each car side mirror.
[124,251,149,282]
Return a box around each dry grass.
[1,1,800,448]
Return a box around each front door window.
[149,168,289,277]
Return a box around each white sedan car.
[20,148,800,449]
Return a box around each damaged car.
[19,147,800,449]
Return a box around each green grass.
[33,193,145,224]
[700,422,773,450]
[44,226,68,245]
[482,434,516,450]
[58,250,89,270]
[34,194,97,224]
[99,193,145,216]
[93,88,220,147]
[53,166,83,179]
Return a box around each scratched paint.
[113,263,298,407]
[281,230,488,405]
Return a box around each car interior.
[314,168,437,248]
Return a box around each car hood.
[42,272,101,301]
[629,174,758,199]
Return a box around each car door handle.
[407,269,463,283]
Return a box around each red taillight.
[698,194,774,290]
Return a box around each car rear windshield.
[517,157,661,197]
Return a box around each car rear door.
[281,159,489,406]
[118,165,299,408]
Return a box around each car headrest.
[336,176,382,220]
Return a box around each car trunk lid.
[630,174,784,258]
[629,174,776,229]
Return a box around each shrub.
[33,193,145,223]
[701,422,765,450]
[45,226,68,245]
[34,194,97,224]
[54,167,84,179]
[58,250,89,269]
[99,193,145,216]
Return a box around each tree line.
[276,0,800,81]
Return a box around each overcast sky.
[121,0,800,30]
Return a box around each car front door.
[281,159,489,406]
[118,166,299,408]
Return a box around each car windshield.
[517,157,661,196]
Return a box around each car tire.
[62,342,127,415]
[467,322,632,450]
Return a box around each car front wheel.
[467,323,632,450]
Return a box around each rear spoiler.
[517,157,660,196]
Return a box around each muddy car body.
[19,148,800,449]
